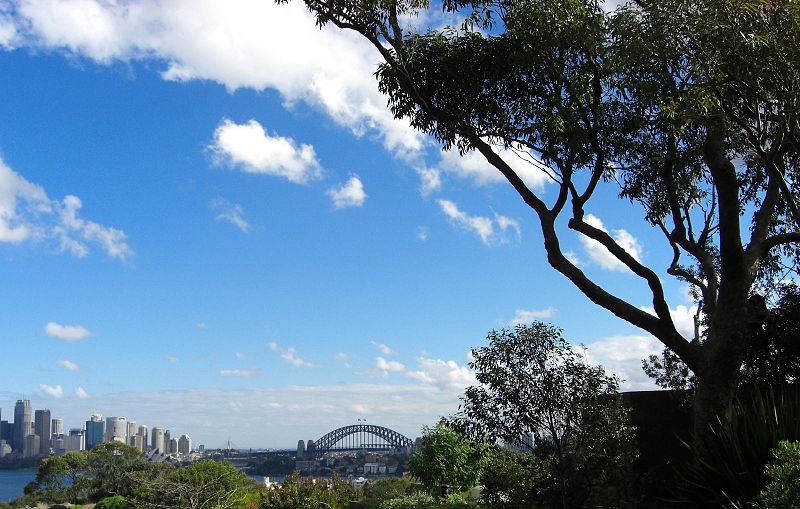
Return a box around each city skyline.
[0,0,693,448]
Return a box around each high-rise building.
[23,434,40,458]
[177,434,192,455]
[138,425,148,450]
[34,409,51,456]
[164,429,171,451]
[68,429,85,451]
[51,418,64,438]
[126,421,136,445]
[13,400,31,453]
[151,427,165,454]
[169,437,178,455]
[105,416,127,443]
[85,414,104,449]
[0,421,10,444]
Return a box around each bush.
[761,440,800,508]
[672,385,800,506]
[96,495,131,509]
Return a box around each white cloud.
[370,340,395,355]
[438,199,520,245]
[219,368,259,378]
[509,307,556,325]
[209,119,322,184]
[235,352,247,360]
[4,0,427,158]
[0,12,17,49]
[640,303,699,341]
[74,386,89,399]
[417,226,429,241]
[375,356,406,375]
[327,175,366,209]
[579,213,642,272]
[56,359,80,372]
[44,322,92,342]
[335,352,348,361]
[164,355,180,363]
[0,158,131,259]
[413,166,441,195]
[268,341,314,368]
[437,145,551,191]
[406,355,477,392]
[56,195,132,260]
[196,322,208,330]
[581,334,663,391]
[210,197,250,232]
[39,383,63,398]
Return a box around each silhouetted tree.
[288,0,800,445]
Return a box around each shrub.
[761,440,800,508]
[96,495,130,509]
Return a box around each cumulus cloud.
[406,355,477,391]
[581,334,663,391]
[579,213,642,272]
[639,303,699,341]
[219,368,259,378]
[509,307,556,325]
[164,355,180,363]
[39,383,64,398]
[2,0,426,157]
[74,386,89,399]
[209,119,322,184]
[375,356,406,375]
[45,322,92,342]
[413,166,441,195]
[437,145,551,191]
[327,175,366,209]
[335,352,348,361]
[438,199,520,245]
[268,341,314,368]
[0,158,130,259]
[210,197,250,233]
[416,226,429,241]
[370,340,395,356]
[56,359,81,372]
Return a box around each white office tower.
[52,434,66,453]
[68,429,85,451]
[151,427,166,454]
[177,434,192,455]
[132,434,145,453]
[51,418,64,439]
[138,425,148,450]
[105,417,127,443]
[127,421,136,445]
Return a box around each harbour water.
[0,469,36,502]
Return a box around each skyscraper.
[177,434,192,455]
[13,400,31,453]
[151,427,165,454]
[105,416,127,443]
[34,409,51,456]
[126,421,136,446]
[85,414,104,450]
[138,425,148,450]
[51,418,64,438]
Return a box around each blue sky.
[0,0,695,448]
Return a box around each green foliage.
[126,460,249,509]
[260,472,360,509]
[408,422,487,493]
[454,323,638,508]
[376,491,479,509]
[673,386,800,506]
[364,477,416,503]
[761,440,800,508]
[479,448,547,509]
[95,495,131,509]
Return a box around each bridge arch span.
[311,424,413,454]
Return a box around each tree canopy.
[292,0,800,437]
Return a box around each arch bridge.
[307,424,414,456]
